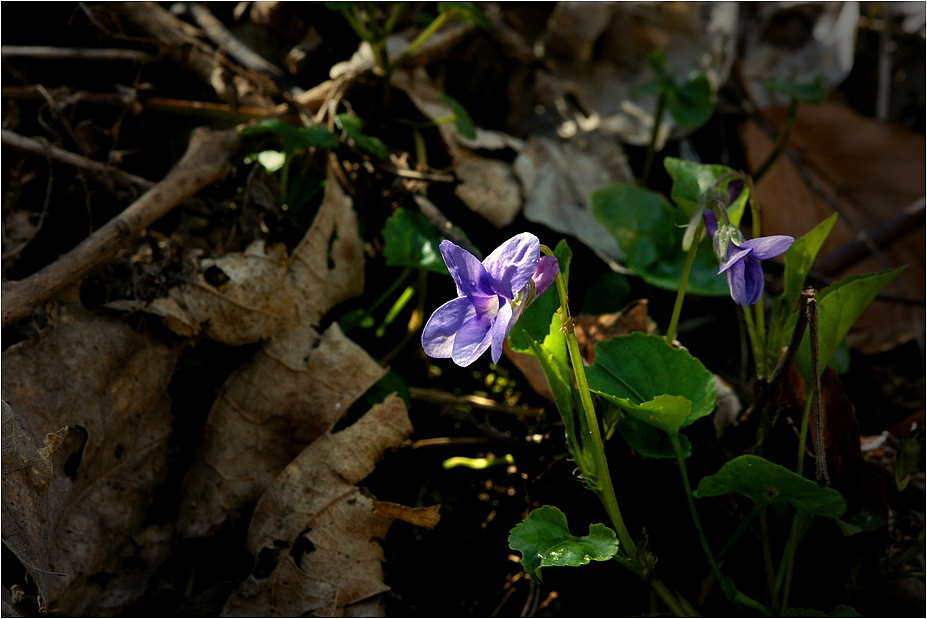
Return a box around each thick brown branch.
[1,127,241,328]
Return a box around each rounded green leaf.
[587,332,716,434]
[508,506,619,581]
[666,71,714,128]
[663,157,748,222]
[382,209,449,274]
[616,410,693,458]
[591,183,731,296]
[693,455,846,519]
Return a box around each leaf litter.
[1,2,923,616]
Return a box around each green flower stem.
[774,511,812,610]
[549,266,635,559]
[717,502,764,560]
[753,96,799,183]
[759,508,777,607]
[671,434,725,586]
[740,305,766,380]
[747,193,770,377]
[642,90,667,187]
[387,10,451,75]
[795,393,813,476]
[665,219,702,346]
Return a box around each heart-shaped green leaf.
[587,332,716,435]
[382,209,449,274]
[508,506,619,581]
[694,455,846,518]
[591,183,731,296]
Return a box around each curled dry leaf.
[177,322,387,538]
[222,394,438,617]
[146,164,364,345]
[1,305,180,615]
[744,100,926,353]
[393,68,523,227]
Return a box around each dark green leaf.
[241,118,339,153]
[895,436,921,491]
[782,605,861,618]
[616,415,692,459]
[694,455,846,518]
[795,268,904,381]
[766,75,828,104]
[587,332,716,434]
[646,48,666,74]
[335,113,388,159]
[363,370,411,410]
[836,511,886,536]
[508,506,619,581]
[438,1,492,28]
[438,92,477,140]
[591,183,731,296]
[666,72,714,128]
[663,157,748,221]
[382,209,449,274]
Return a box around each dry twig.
[1,127,241,327]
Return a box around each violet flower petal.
[482,232,539,299]
[739,235,795,260]
[725,257,749,307]
[489,301,514,364]
[452,309,496,366]
[703,209,719,239]
[440,240,493,299]
[740,255,766,306]
[532,255,559,297]
[719,246,752,274]
[421,296,476,358]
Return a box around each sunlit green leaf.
[663,157,748,222]
[336,113,388,159]
[694,455,846,518]
[778,213,838,323]
[254,150,286,173]
[508,506,618,581]
[587,332,716,435]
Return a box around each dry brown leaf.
[146,164,364,345]
[393,68,523,227]
[514,132,632,266]
[222,394,435,617]
[743,100,926,353]
[1,304,180,615]
[539,2,738,145]
[739,3,858,108]
[177,322,387,538]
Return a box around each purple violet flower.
[422,233,559,367]
[704,210,794,307]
